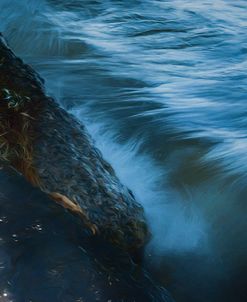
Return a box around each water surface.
[1,1,247,301]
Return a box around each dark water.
[0,170,173,302]
[1,0,247,301]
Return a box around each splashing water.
[1,0,247,301]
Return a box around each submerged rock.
[0,34,149,250]
[0,169,173,302]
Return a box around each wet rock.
[0,169,173,302]
[0,34,149,250]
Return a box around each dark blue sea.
[1,1,247,301]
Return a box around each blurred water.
[1,0,247,301]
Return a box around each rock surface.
[0,168,173,302]
[0,34,149,250]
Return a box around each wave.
[1,0,247,300]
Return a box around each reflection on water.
[1,0,247,301]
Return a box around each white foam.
[71,108,209,255]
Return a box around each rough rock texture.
[0,34,149,250]
[0,169,173,302]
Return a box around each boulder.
[0,34,149,251]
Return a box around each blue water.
[1,0,247,301]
